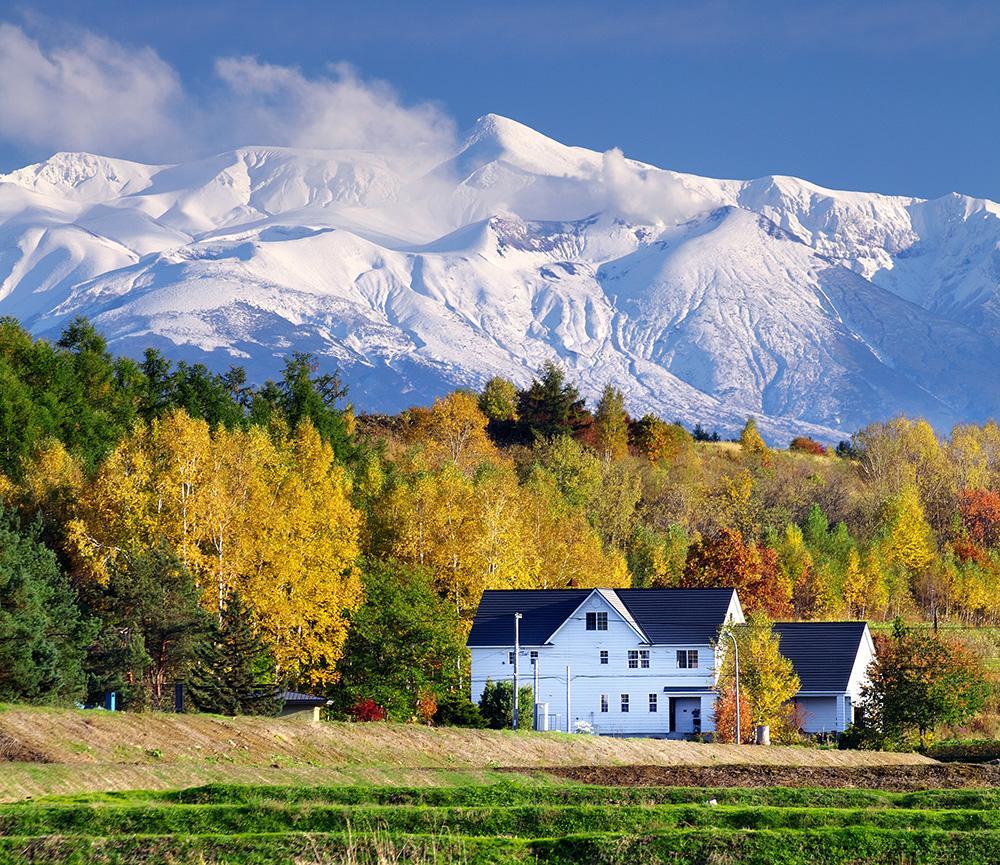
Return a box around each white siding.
[846,626,876,709]
[794,696,839,733]
[470,590,725,735]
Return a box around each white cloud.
[0,23,456,169]
[213,57,455,165]
[601,148,708,225]
[0,23,186,160]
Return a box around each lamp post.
[725,630,741,744]
[513,612,522,730]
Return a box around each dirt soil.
[538,763,1000,791]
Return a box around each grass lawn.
[4,782,1000,864]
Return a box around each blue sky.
[2,0,999,200]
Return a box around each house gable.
[845,624,875,701]
[544,588,650,646]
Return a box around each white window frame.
[508,651,515,665]
[530,650,538,666]
[586,611,609,631]
[600,694,609,713]
[621,694,630,713]
[649,693,658,712]
[676,649,699,669]
[599,650,609,665]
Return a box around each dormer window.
[586,611,608,631]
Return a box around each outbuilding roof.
[467,588,739,647]
[773,622,869,693]
[280,690,329,707]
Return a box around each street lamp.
[724,630,741,744]
[513,612,523,730]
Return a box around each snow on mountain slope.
[1,115,999,440]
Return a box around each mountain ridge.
[1,114,999,441]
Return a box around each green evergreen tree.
[276,353,354,460]
[0,509,91,703]
[517,361,589,440]
[188,594,281,716]
[332,559,466,720]
[593,385,629,460]
[85,546,209,709]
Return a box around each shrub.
[478,680,533,730]
[433,691,485,728]
[790,436,827,455]
[416,691,437,725]
[351,698,387,722]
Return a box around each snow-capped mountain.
[2,114,999,440]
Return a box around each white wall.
[846,626,876,710]
[793,696,839,733]
[470,590,727,735]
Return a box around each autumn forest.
[2,317,1000,728]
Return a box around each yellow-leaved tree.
[423,391,498,472]
[68,409,362,685]
[880,483,936,573]
[245,422,362,685]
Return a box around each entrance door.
[673,698,701,735]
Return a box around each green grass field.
[4,782,1000,864]
[0,706,993,863]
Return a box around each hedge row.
[7,803,1000,837]
[161,781,1000,811]
[6,828,1000,865]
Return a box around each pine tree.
[517,361,589,440]
[188,595,281,716]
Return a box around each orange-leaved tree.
[682,528,792,618]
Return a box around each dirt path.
[540,763,1000,791]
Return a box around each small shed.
[279,690,329,723]
[773,621,874,734]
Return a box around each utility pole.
[565,665,572,733]
[725,630,741,744]
[513,612,522,730]
[533,656,540,729]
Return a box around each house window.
[530,650,538,666]
[600,694,609,713]
[599,650,609,665]
[649,694,658,712]
[508,651,515,665]
[621,694,630,713]
[586,611,608,631]
[676,649,699,669]
[628,650,650,669]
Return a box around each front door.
[672,698,701,735]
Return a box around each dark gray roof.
[467,590,591,645]
[773,622,868,693]
[616,589,739,645]
[467,588,737,647]
[281,690,328,707]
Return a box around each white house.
[773,621,875,734]
[467,587,744,736]
[467,589,874,737]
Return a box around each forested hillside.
[1,317,999,728]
